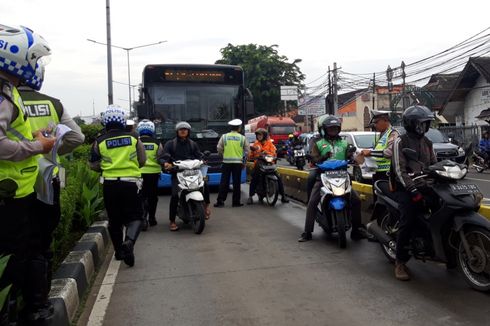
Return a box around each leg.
[104,183,124,256]
[394,191,418,263]
[169,177,179,224]
[349,190,373,240]
[275,172,289,203]
[249,166,259,198]
[216,164,232,205]
[146,174,160,224]
[120,182,143,267]
[231,164,242,206]
[300,181,322,241]
[307,168,318,201]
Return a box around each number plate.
[324,170,348,178]
[294,150,305,156]
[450,184,480,195]
[183,170,199,177]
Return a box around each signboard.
[481,88,490,103]
[298,96,325,116]
[280,86,298,101]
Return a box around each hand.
[33,130,56,154]
[164,162,173,170]
[250,145,258,151]
[410,189,423,203]
[361,149,371,157]
[320,152,332,161]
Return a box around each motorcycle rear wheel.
[457,226,490,292]
[379,213,397,263]
[335,210,347,249]
[189,200,206,234]
[265,178,278,206]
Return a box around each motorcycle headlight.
[332,185,346,196]
[435,166,466,180]
[265,155,274,163]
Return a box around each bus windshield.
[148,84,240,139]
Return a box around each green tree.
[73,116,86,126]
[216,44,304,115]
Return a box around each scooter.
[368,149,490,292]
[173,159,207,234]
[254,154,280,206]
[315,159,353,249]
[472,150,489,173]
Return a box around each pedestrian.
[89,105,146,267]
[17,63,85,321]
[0,24,55,323]
[214,119,249,207]
[136,119,163,230]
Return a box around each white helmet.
[24,63,45,90]
[175,121,191,131]
[102,105,127,128]
[0,24,51,83]
[137,119,155,136]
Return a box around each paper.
[35,124,72,204]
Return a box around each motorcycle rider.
[136,119,164,229]
[162,121,211,231]
[299,116,370,242]
[390,105,437,281]
[478,131,490,164]
[247,128,289,205]
[89,105,146,267]
[0,24,56,323]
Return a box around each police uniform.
[140,134,164,226]
[89,128,146,265]
[215,119,249,207]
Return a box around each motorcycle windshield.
[317,160,348,171]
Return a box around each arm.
[0,99,44,161]
[156,143,165,166]
[135,138,147,168]
[392,137,416,191]
[57,109,85,155]
[88,141,101,172]
[243,137,250,159]
[217,135,224,155]
[429,142,437,165]
[310,141,322,165]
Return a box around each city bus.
[135,64,254,187]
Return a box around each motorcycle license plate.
[324,170,348,178]
[294,150,305,157]
[450,184,481,195]
[183,170,199,177]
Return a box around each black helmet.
[318,115,341,139]
[255,128,268,140]
[402,105,435,137]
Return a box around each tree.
[216,44,304,116]
[73,116,86,126]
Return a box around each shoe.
[350,227,374,241]
[149,219,157,227]
[121,240,135,267]
[395,262,411,281]
[169,222,179,232]
[214,202,224,208]
[298,232,312,242]
[22,302,54,322]
[281,197,290,203]
[114,250,125,261]
[247,198,254,205]
[141,219,149,232]
[232,203,244,207]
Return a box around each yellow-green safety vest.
[0,86,39,198]
[315,138,349,160]
[97,130,141,178]
[141,137,161,174]
[222,132,245,164]
[374,127,393,172]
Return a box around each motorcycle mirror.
[203,150,211,157]
[402,148,418,161]
[347,144,357,154]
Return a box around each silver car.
[339,131,378,183]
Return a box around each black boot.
[298,232,312,242]
[148,218,157,226]
[121,239,135,267]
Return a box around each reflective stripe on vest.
[141,141,161,174]
[222,132,245,163]
[0,87,39,198]
[315,138,348,160]
[374,128,393,172]
[98,133,141,178]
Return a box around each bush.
[80,124,103,145]
[0,255,11,314]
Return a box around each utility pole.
[401,61,407,109]
[386,65,394,114]
[372,72,376,111]
[327,66,332,115]
[105,0,114,105]
[333,62,338,113]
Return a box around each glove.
[320,152,332,162]
[410,188,423,203]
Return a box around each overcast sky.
[3,0,489,116]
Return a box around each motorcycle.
[368,149,490,292]
[315,159,353,249]
[172,159,207,234]
[288,145,306,170]
[253,153,280,206]
[472,150,489,173]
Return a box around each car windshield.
[354,134,376,148]
[425,129,448,143]
[270,125,296,135]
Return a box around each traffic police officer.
[0,24,55,323]
[215,119,249,207]
[89,105,146,267]
[136,119,163,230]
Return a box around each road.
[86,189,490,326]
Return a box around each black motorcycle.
[287,145,306,170]
[472,150,489,173]
[253,154,279,206]
[368,149,490,291]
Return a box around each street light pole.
[105,0,113,105]
[87,39,167,115]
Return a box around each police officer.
[359,110,399,203]
[89,105,146,267]
[136,119,163,230]
[215,119,249,207]
[0,24,55,323]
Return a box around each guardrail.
[265,165,490,220]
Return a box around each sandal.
[169,222,179,231]
[205,205,211,220]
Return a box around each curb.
[47,220,109,326]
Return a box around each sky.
[2,0,490,117]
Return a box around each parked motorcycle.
[315,160,353,248]
[368,149,490,292]
[172,159,207,234]
[472,150,489,173]
[253,154,280,206]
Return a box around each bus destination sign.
[164,70,225,82]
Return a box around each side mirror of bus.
[245,88,254,116]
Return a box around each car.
[396,127,466,164]
[339,131,378,183]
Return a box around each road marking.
[87,257,121,326]
[465,177,490,183]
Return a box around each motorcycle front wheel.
[189,200,206,234]
[334,210,347,249]
[457,226,490,292]
[265,178,278,206]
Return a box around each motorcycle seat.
[374,180,397,201]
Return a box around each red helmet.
[293,131,301,138]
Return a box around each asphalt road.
[91,189,489,326]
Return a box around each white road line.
[465,177,490,183]
[87,257,121,326]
